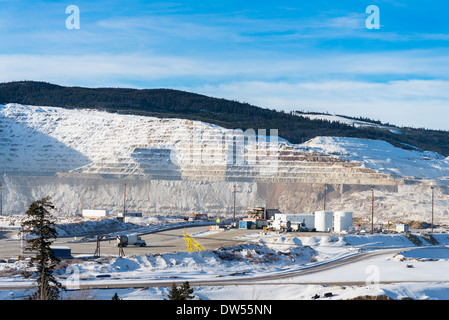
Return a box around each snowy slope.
[2,103,449,220]
[303,136,449,180]
[294,112,403,134]
[1,103,448,182]
[0,103,282,178]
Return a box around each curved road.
[0,246,403,290]
[0,226,418,290]
[75,247,409,290]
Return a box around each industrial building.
[238,207,279,230]
[82,209,109,218]
[239,208,353,233]
[246,207,280,220]
[271,213,315,232]
[334,211,353,233]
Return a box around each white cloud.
[0,54,228,85]
[0,50,447,130]
[1,49,447,85]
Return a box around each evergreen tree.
[112,292,121,300]
[179,281,195,300]
[167,281,195,300]
[20,196,62,300]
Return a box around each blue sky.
[0,0,448,130]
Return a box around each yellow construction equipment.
[183,228,204,252]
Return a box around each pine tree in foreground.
[112,292,121,300]
[167,281,195,300]
[20,196,62,300]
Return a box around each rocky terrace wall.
[2,175,448,225]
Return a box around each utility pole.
[123,180,127,217]
[370,186,374,235]
[21,231,24,256]
[431,186,434,233]
[232,182,242,227]
[264,200,267,220]
[323,183,327,211]
[233,183,236,224]
[0,180,2,216]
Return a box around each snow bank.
[56,219,142,237]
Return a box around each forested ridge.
[1,80,448,156]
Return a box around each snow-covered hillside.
[1,103,449,222]
[304,136,449,180]
[2,103,448,181]
[0,103,233,176]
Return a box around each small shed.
[396,224,409,233]
[239,220,253,229]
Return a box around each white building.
[396,224,409,233]
[82,209,109,218]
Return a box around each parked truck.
[116,234,146,247]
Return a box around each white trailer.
[272,213,315,232]
[116,234,146,247]
[82,209,109,218]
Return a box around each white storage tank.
[334,211,353,233]
[314,211,333,232]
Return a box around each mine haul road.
[75,247,410,290]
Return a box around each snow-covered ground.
[2,216,449,300]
